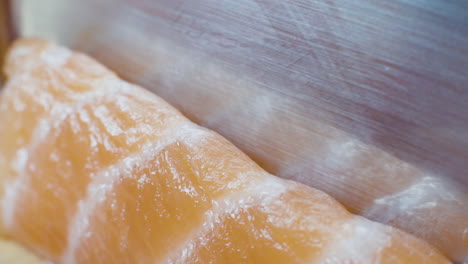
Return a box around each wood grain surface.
[0,0,15,82]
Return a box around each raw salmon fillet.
[0,38,452,263]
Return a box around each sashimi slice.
[6,90,186,259]
[0,38,115,234]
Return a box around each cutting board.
[0,239,45,264]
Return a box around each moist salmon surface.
[0,38,451,264]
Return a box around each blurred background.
[1,0,467,262]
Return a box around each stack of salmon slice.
[0,38,451,263]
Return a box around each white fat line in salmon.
[165,175,286,264]
[315,216,392,264]
[6,41,72,76]
[61,121,208,264]
[1,80,135,229]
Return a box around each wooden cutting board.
[0,239,46,264]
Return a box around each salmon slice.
[0,38,116,233]
[68,129,265,263]
[7,91,186,259]
[0,38,452,263]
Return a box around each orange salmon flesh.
[0,38,451,263]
